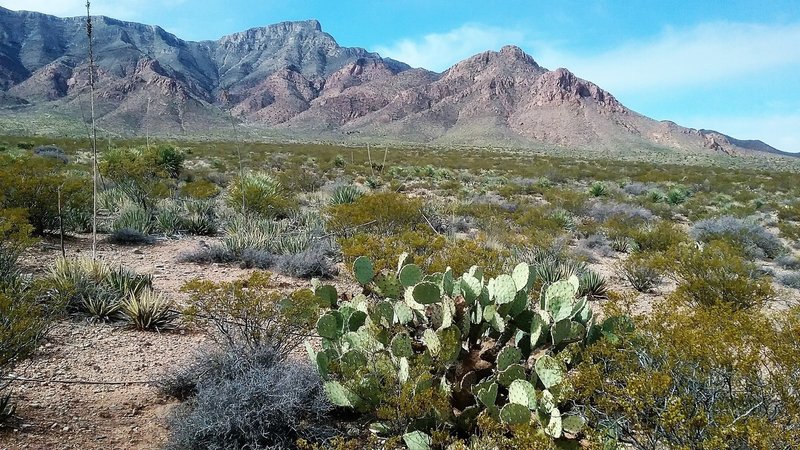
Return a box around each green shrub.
[620,254,663,293]
[0,154,91,234]
[100,146,180,208]
[180,179,220,199]
[328,192,424,236]
[574,300,800,449]
[181,272,322,357]
[667,240,774,310]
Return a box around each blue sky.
[3,1,800,152]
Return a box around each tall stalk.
[86,1,99,259]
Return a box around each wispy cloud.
[374,24,525,72]
[534,22,800,95]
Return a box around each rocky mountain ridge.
[0,6,790,157]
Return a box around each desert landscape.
[1,3,799,450]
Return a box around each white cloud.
[374,24,525,72]
[534,22,800,95]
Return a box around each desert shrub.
[327,192,424,236]
[309,255,625,447]
[574,300,800,449]
[100,146,182,208]
[585,200,655,223]
[153,201,182,236]
[181,272,322,356]
[691,215,785,259]
[776,254,800,270]
[620,254,663,293]
[227,172,294,219]
[666,241,774,310]
[622,182,655,196]
[34,145,68,163]
[777,200,800,222]
[778,272,800,289]
[0,209,35,283]
[665,185,690,205]
[164,345,335,450]
[0,154,91,234]
[274,240,339,279]
[627,220,690,253]
[178,243,235,265]
[180,179,220,199]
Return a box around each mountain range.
[0,7,791,157]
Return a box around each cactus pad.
[497,346,522,371]
[498,363,526,386]
[512,262,532,291]
[399,263,423,287]
[508,379,537,409]
[493,274,518,304]
[353,256,374,285]
[403,431,432,450]
[412,281,441,304]
[315,284,337,307]
[535,355,565,389]
[500,403,532,425]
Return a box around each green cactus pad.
[442,268,455,297]
[497,346,522,371]
[374,273,402,299]
[461,274,482,302]
[347,310,368,331]
[509,290,528,317]
[340,350,367,373]
[540,389,556,412]
[512,262,532,291]
[315,351,331,378]
[530,311,546,347]
[316,312,342,340]
[500,403,532,425]
[545,408,563,438]
[562,415,586,435]
[468,265,484,282]
[402,431,432,450]
[476,381,498,407]
[412,281,441,304]
[545,280,577,322]
[508,379,537,409]
[550,319,572,346]
[570,295,587,319]
[498,363,526,386]
[399,263,423,287]
[324,381,359,408]
[489,310,506,333]
[493,274,518,304]
[315,285,338,307]
[535,355,565,389]
[437,326,462,362]
[353,256,375,285]
[456,404,482,431]
[374,300,395,327]
[390,333,414,358]
[567,274,580,293]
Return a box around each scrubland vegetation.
[1,135,799,449]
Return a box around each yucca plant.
[121,290,177,331]
[155,201,182,235]
[550,208,576,232]
[81,287,123,323]
[578,269,608,300]
[270,232,314,255]
[647,189,666,203]
[113,204,152,234]
[329,185,363,205]
[97,187,130,214]
[588,181,609,197]
[620,258,662,292]
[610,236,635,253]
[105,266,152,297]
[50,257,110,291]
[227,172,292,218]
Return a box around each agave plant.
[81,287,123,323]
[588,181,608,197]
[578,269,608,300]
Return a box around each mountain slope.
[0,7,791,157]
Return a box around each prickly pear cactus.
[307,254,625,447]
